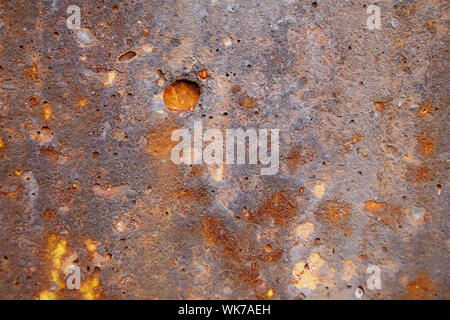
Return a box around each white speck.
[75,28,97,46]
[355,287,364,299]
[391,17,400,28]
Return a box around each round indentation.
[163,80,201,111]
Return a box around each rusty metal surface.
[0,0,448,300]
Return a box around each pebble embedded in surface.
[163,80,201,111]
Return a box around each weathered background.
[0,0,448,299]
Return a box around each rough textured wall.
[0,0,448,300]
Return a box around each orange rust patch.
[249,191,297,226]
[417,103,432,118]
[200,215,283,297]
[240,96,257,108]
[144,124,179,159]
[25,64,38,81]
[41,101,52,121]
[283,148,315,174]
[78,98,88,107]
[319,201,352,225]
[416,133,435,156]
[344,133,362,152]
[414,166,434,183]
[374,97,393,112]
[163,80,201,111]
[364,200,386,214]
[40,147,68,164]
[407,271,435,299]
[198,69,208,79]
[29,97,38,106]
[43,209,56,219]
[364,201,404,227]
[349,134,362,144]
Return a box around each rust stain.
[319,201,352,225]
[416,133,435,156]
[248,191,297,226]
[417,103,432,118]
[407,271,435,300]
[240,96,257,108]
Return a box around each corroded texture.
[0,0,448,299]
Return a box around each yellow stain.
[418,103,432,118]
[103,71,117,87]
[50,269,64,290]
[342,260,357,281]
[42,102,52,121]
[0,137,5,149]
[7,191,16,198]
[266,289,274,298]
[78,98,88,107]
[313,181,325,198]
[292,252,324,290]
[80,278,102,300]
[47,234,67,269]
[296,221,315,242]
[209,164,224,181]
[85,239,97,254]
[36,290,57,300]
[14,170,21,176]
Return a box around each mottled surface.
[0,0,449,299]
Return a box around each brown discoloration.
[364,201,405,227]
[319,201,352,225]
[143,125,179,159]
[282,147,315,175]
[249,191,297,226]
[364,200,386,214]
[413,165,434,183]
[41,101,52,121]
[374,97,393,112]
[43,209,56,219]
[407,271,435,300]
[0,0,447,300]
[240,96,257,108]
[201,215,283,298]
[417,103,432,118]
[416,133,435,156]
